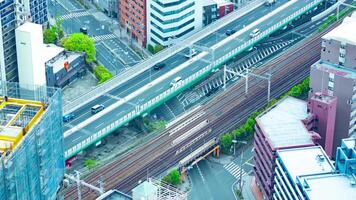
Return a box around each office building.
[22,0,49,24]
[203,0,218,26]
[0,0,18,82]
[203,0,234,26]
[274,146,334,200]
[0,0,48,82]
[146,0,204,47]
[309,13,356,156]
[0,82,64,200]
[306,92,337,156]
[253,96,318,199]
[119,0,147,47]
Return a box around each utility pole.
[64,171,105,199]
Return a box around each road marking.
[224,162,246,180]
[94,122,104,129]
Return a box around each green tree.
[154,44,164,53]
[84,159,97,170]
[162,169,180,186]
[289,85,302,97]
[62,33,96,62]
[301,77,310,94]
[43,28,57,44]
[147,44,154,54]
[220,133,233,153]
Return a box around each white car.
[170,77,182,87]
[249,28,261,38]
[184,49,197,58]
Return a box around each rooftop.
[0,97,44,154]
[323,12,356,45]
[257,96,314,149]
[310,92,336,103]
[298,173,356,200]
[45,50,84,73]
[277,146,334,182]
[43,44,64,64]
[314,60,356,79]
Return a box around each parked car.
[265,0,276,6]
[249,28,261,38]
[184,49,197,58]
[153,63,166,70]
[80,27,88,35]
[91,104,105,114]
[226,29,237,36]
[63,113,75,122]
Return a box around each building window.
[328,86,333,91]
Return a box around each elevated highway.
[64,0,325,159]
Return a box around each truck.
[265,0,276,6]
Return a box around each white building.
[146,0,204,47]
[15,22,46,90]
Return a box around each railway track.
[63,23,336,199]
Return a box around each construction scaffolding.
[0,81,64,200]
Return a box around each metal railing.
[64,0,324,159]
[62,0,265,114]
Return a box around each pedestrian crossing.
[224,162,246,180]
[59,11,91,20]
[93,34,116,42]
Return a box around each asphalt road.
[63,0,324,151]
[188,145,253,200]
[48,0,142,74]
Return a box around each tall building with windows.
[0,82,64,200]
[309,13,356,156]
[0,0,48,82]
[119,0,147,47]
[146,0,204,47]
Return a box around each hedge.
[94,65,113,84]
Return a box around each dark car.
[226,29,236,36]
[153,63,166,70]
[63,113,75,122]
[80,27,88,35]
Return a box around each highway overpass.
[63,0,325,159]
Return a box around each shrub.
[94,65,113,83]
[162,169,180,186]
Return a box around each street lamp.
[232,139,247,191]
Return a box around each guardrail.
[62,0,265,114]
[64,0,324,159]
